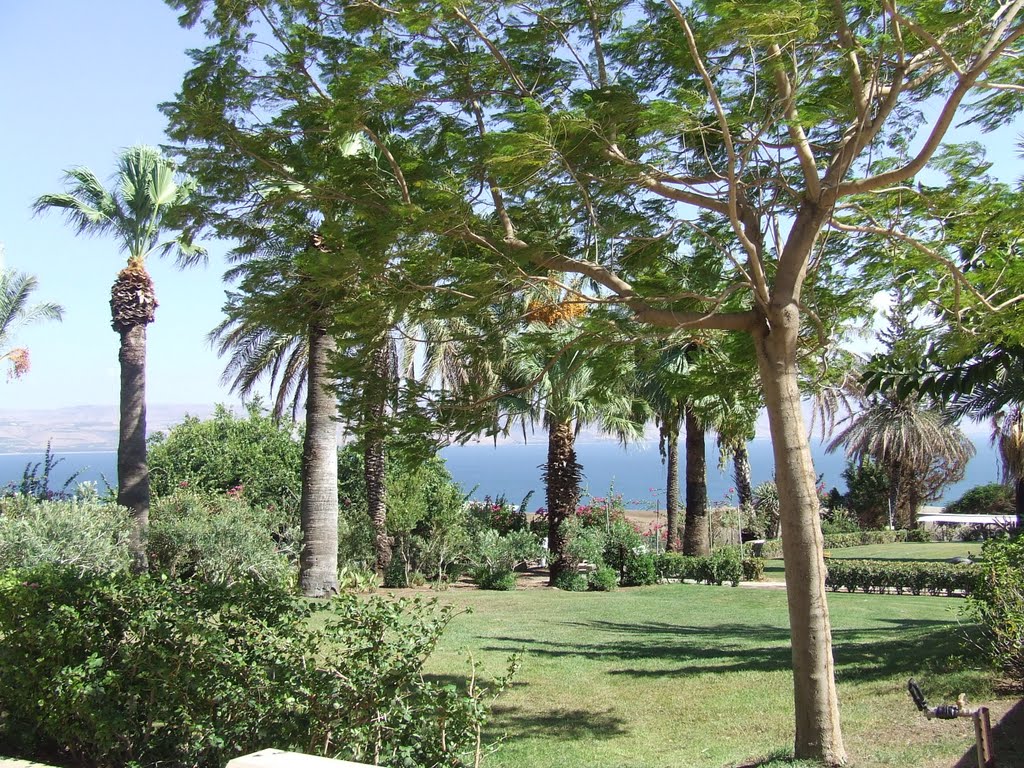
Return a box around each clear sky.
[0,1,242,410]
[1,1,1022,414]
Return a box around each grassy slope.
[421,584,998,768]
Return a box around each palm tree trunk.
[665,422,681,552]
[1015,477,1024,530]
[366,343,391,575]
[682,407,709,556]
[545,419,581,585]
[117,324,149,572]
[299,325,339,597]
[733,442,753,515]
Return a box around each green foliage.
[968,535,1024,684]
[466,496,530,535]
[820,506,861,535]
[0,496,132,575]
[601,518,645,574]
[757,529,913,559]
[1,441,81,501]
[824,559,980,596]
[621,551,658,587]
[657,551,753,586]
[553,571,589,591]
[947,483,1015,516]
[841,459,891,529]
[147,403,303,520]
[561,516,608,570]
[148,489,295,586]
[587,566,618,592]
[742,557,766,581]
[749,481,780,539]
[469,529,541,590]
[0,567,503,768]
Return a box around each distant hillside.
[0,404,217,453]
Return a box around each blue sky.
[0,1,241,410]
[1,1,1022,414]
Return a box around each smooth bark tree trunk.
[665,425,681,552]
[682,407,709,556]
[754,307,846,766]
[545,419,581,585]
[117,324,149,573]
[299,325,339,597]
[733,442,753,515]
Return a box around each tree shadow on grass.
[479,616,975,684]
[485,705,630,742]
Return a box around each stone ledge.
[226,748,378,768]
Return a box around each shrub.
[147,402,303,520]
[602,517,645,574]
[741,557,766,581]
[621,551,658,586]
[947,483,1015,517]
[0,496,132,575]
[0,567,506,768]
[750,481,781,539]
[905,527,932,542]
[968,535,1024,684]
[561,516,607,571]
[1,441,83,501]
[468,529,541,589]
[588,566,618,591]
[553,571,589,591]
[824,558,980,596]
[841,458,890,529]
[148,490,295,587]
[466,494,530,535]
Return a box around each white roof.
[917,513,1016,525]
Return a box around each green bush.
[0,567,505,768]
[553,571,589,591]
[0,496,132,575]
[841,458,890,529]
[656,551,758,586]
[622,551,658,586]
[968,535,1024,684]
[148,490,295,586]
[148,402,303,520]
[756,529,914,560]
[468,529,541,589]
[588,566,618,592]
[602,518,645,574]
[741,557,766,581]
[824,558,980,596]
[561,516,607,571]
[947,483,1016,517]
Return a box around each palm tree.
[33,147,203,569]
[0,262,63,380]
[827,397,974,528]
[990,407,1024,529]
[210,230,345,596]
[506,322,642,584]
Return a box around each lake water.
[1,436,1001,508]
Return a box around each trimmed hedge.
[757,530,915,559]
[656,551,764,587]
[824,558,980,596]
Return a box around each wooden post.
[974,707,994,768]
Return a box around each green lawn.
[762,541,978,582]
[419,583,1001,768]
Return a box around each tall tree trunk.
[365,344,391,575]
[117,324,149,573]
[1015,476,1024,530]
[754,308,846,766]
[299,325,339,597]
[665,423,681,552]
[733,442,753,517]
[544,419,581,585]
[682,407,709,556]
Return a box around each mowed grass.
[762,541,977,582]
[419,583,1002,768]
